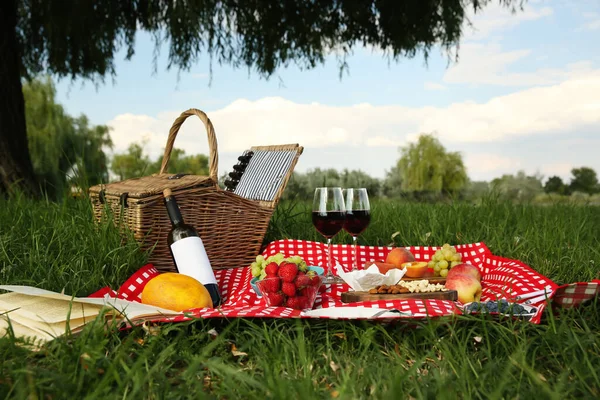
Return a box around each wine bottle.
[163,189,221,307]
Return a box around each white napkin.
[338,264,406,291]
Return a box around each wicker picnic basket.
[89,108,303,272]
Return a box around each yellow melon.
[141,273,213,311]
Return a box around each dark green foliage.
[569,167,599,195]
[23,77,112,197]
[545,175,569,195]
[17,0,519,80]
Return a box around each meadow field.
[1,195,599,399]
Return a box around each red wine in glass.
[312,211,346,238]
[343,188,371,271]
[343,210,371,236]
[312,187,346,284]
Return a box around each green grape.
[250,262,262,277]
[433,264,441,273]
[438,260,449,269]
[289,255,302,264]
[265,256,276,264]
[440,269,449,278]
[273,253,285,264]
[443,243,451,250]
[256,255,265,263]
[259,269,267,280]
[432,252,441,262]
[451,253,461,262]
[427,260,436,269]
[442,249,453,260]
[450,261,461,268]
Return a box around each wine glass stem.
[327,237,334,278]
[352,236,358,270]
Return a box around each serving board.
[341,290,458,303]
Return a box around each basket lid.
[89,173,215,199]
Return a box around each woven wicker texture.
[89,108,302,272]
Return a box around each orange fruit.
[402,261,428,278]
[141,273,213,311]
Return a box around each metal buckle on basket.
[168,173,189,180]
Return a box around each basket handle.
[159,108,219,182]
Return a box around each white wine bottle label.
[170,237,217,285]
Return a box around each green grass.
[1,195,599,399]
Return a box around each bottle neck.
[165,196,184,226]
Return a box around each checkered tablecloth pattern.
[89,240,599,325]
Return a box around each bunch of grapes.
[250,253,308,279]
[427,243,462,277]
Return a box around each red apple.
[447,263,481,281]
[385,248,415,268]
[445,274,482,303]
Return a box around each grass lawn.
[1,195,599,399]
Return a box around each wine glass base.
[321,275,346,285]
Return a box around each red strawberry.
[261,278,280,293]
[295,274,310,288]
[278,262,299,282]
[299,287,311,297]
[308,274,321,287]
[265,262,279,276]
[265,292,285,307]
[282,282,297,297]
[287,296,309,310]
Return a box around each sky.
[55,0,600,183]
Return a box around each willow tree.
[1,0,523,195]
[396,134,467,196]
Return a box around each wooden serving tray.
[341,290,458,303]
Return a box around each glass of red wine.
[343,188,371,271]
[312,187,346,284]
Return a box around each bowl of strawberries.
[255,263,323,310]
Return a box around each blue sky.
[56,0,600,182]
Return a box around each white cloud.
[465,153,521,175]
[584,19,600,30]
[464,3,553,40]
[107,69,600,180]
[424,82,447,91]
[443,43,594,86]
[540,163,574,180]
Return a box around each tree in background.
[381,165,403,198]
[491,171,543,202]
[283,168,381,200]
[111,143,152,181]
[544,176,569,195]
[2,0,525,195]
[391,134,468,198]
[569,167,599,195]
[464,180,491,201]
[111,144,209,181]
[23,77,112,197]
[152,149,209,177]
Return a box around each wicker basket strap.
[160,108,219,182]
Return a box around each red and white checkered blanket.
[90,240,600,325]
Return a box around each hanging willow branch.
[17,0,525,80]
